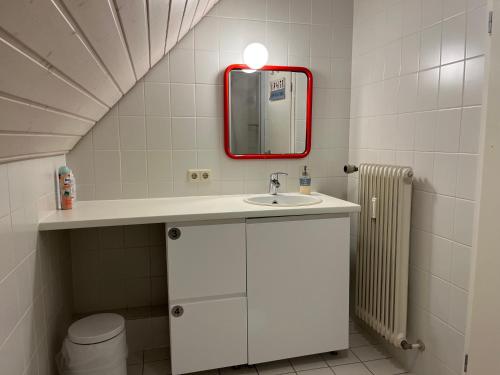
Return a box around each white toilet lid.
[68,313,125,345]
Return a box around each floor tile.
[351,345,390,362]
[144,347,170,363]
[290,354,328,371]
[220,365,258,375]
[322,350,360,367]
[331,363,372,375]
[363,358,407,375]
[348,334,370,348]
[349,322,360,334]
[349,333,378,348]
[127,364,143,375]
[256,359,294,375]
[297,367,335,375]
[144,359,172,375]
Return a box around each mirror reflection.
[228,69,309,156]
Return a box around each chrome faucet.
[269,172,288,195]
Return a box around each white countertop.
[38,193,360,231]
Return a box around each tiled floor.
[127,322,407,375]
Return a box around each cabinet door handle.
[168,227,181,240]
[171,305,184,317]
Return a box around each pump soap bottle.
[299,166,311,195]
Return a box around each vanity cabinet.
[166,220,247,374]
[246,215,350,364]
[166,215,350,374]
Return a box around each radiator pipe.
[401,339,425,351]
[344,164,359,174]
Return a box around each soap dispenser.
[299,166,311,195]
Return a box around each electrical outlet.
[187,169,211,182]
[199,169,211,181]
[187,169,200,182]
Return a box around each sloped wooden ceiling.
[0,0,219,163]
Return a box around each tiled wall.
[348,0,486,374]
[70,224,167,313]
[0,156,73,374]
[67,0,353,200]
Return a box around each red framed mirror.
[224,64,313,159]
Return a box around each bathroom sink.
[244,193,322,207]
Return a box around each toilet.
[57,313,128,375]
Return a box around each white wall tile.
[290,0,311,23]
[441,14,466,65]
[463,56,484,106]
[466,5,487,58]
[401,33,420,74]
[93,112,120,150]
[121,151,147,183]
[119,82,145,116]
[417,68,439,111]
[449,287,468,333]
[171,118,197,150]
[170,84,196,117]
[267,0,290,22]
[197,117,222,149]
[289,23,311,57]
[456,154,478,199]
[169,49,195,83]
[429,275,451,321]
[460,106,482,153]
[195,84,223,117]
[146,117,172,150]
[145,83,170,116]
[195,16,220,51]
[453,198,474,245]
[147,151,172,181]
[119,116,146,150]
[451,242,471,290]
[422,0,443,28]
[420,24,442,70]
[146,57,170,83]
[433,153,458,196]
[430,235,453,280]
[439,61,464,109]
[415,111,437,151]
[195,50,220,84]
[443,0,466,19]
[94,150,121,183]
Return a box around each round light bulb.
[243,43,269,70]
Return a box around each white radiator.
[355,163,413,347]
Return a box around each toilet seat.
[68,313,125,345]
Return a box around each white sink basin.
[244,193,322,207]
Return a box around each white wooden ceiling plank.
[165,0,188,53]
[0,96,93,136]
[0,0,122,107]
[148,0,171,66]
[178,0,200,40]
[0,38,107,120]
[192,0,210,27]
[62,0,136,93]
[0,133,80,159]
[115,0,150,79]
[204,0,219,16]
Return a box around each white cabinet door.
[166,220,246,300]
[169,297,248,374]
[246,215,350,364]
[167,220,247,374]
